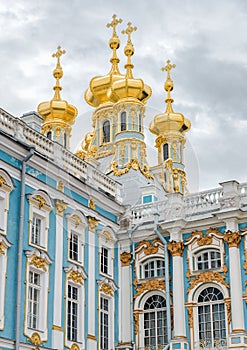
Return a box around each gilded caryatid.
[149,60,191,193]
[38,46,78,149]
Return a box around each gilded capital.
[168,240,184,257]
[224,230,241,248]
[55,199,67,216]
[88,216,99,232]
[120,251,132,266]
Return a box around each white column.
[119,250,132,346]
[224,220,244,332]
[87,217,98,350]
[168,241,187,338]
[52,200,67,349]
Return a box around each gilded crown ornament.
[107,14,122,75]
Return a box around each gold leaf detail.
[134,279,165,299]
[68,271,84,285]
[100,283,113,296]
[187,271,229,294]
[224,230,241,248]
[30,256,47,271]
[168,241,184,257]
[120,252,132,266]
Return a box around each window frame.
[98,228,116,278]
[141,258,165,280]
[102,120,111,143]
[67,212,86,266]
[193,249,221,272]
[0,234,11,330]
[120,111,127,132]
[24,249,51,341]
[0,169,14,236]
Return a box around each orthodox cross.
[107,14,122,36]
[122,22,137,43]
[161,59,176,79]
[52,46,66,66]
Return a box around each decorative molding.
[52,324,63,332]
[187,271,229,294]
[224,298,231,326]
[120,251,132,266]
[186,228,224,246]
[224,230,241,248]
[134,279,165,299]
[100,282,114,296]
[70,343,80,350]
[87,333,96,340]
[168,241,184,257]
[136,238,162,256]
[109,159,154,179]
[57,181,64,192]
[0,242,5,255]
[28,332,43,346]
[72,214,82,228]
[30,256,47,271]
[185,305,194,329]
[35,195,46,209]
[88,216,99,232]
[68,270,84,285]
[0,175,7,187]
[88,199,96,210]
[55,199,67,216]
[133,310,142,334]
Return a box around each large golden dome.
[84,15,124,107]
[107,22,152,104]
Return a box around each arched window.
[103,120,110,143]
[144,295,168,348]
[197,287,226,346]
[139,113,142,132]
[163,143,169,161]
[141,259,165,279]
[194,249,221,271]
[120,111,126,131]
[47,131,52,140]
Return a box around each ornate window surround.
[66,211,87,266]
[98,227,116,278]
[98,277,117,350]
[135,239,164,282]
[24,249,52,342]
[27,190,53,251]
[64,264,87,349]
[0,168,14,236]
[185,229,225,275]
[187,282,229,346]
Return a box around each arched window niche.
[102,120,110,143]
[120,111,127,132]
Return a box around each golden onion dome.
[107,22,152,104]
[149,60,190,135]
[84,14,124,107]
[38,46,78,127]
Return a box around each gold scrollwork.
[224,230,241,248]
[224,298,231,326]
[0,242,5,255]
[0,175,7,187]
[68,271,84,285]
[133,310,142,334]
[168,241,184,257]
[109,159,154,179]
[89,199,96,210]
[28,332,43,346]
[100,283,114,296]
[70,344,80,350]
[187,271,229,294]
[134,279,165,299]
[186,305,194,329]
[30,256,47,271]
[120,252,132,266]
[35,195,46,209]
[136,238,162,256]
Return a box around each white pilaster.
[52,202,66,349]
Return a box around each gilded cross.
[52,45,66,65]
[161,59,176,78]
[106,14,122,36]
[122,22,137,42]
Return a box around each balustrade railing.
[0,108,121,201]
[194,339,227,350]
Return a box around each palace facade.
[0,14,247,350]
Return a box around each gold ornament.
[28,332,43,346]
[120,252,132,266]
[134,279,165,299]
[30,256,47,272]
[187,271,229,294]
[89,199,96,210]
[68,271,84,285]
[136,238,162,256]
[168,241,184,257]
[70,344,80,350]
[100,283,113,296]
[88,216,99,232]
[186,305,194,329]
[35,195,46,209]
[0,242,5,255]
[224,230,241,248]
[0,175,7,187]
[224,298,231,326]
[55,199,67,216]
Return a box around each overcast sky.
[1,0,247,192]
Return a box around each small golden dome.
[149,60,190,135]
[84,15,124,107]
[38,46,78,127]
[107,22,152,104]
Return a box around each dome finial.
[106,14,122,74]
[161,59,176,113]
[122,22,137,79]
[52,46,66,101]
